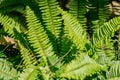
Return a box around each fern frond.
[26,6,60,68]
[38,0,62,53]
[91,17,120,46]
[106,61,120,80]
[89,17,120,56]
[69,0,87,28]
[58,7,87,50]
[0,58,18,80]
[19,42,37,68]
[0,12,29,49]
[38,0,62,38]
[95,45,116,65]
[60,54,106,80]
[0,13,21,37]
[98,0,110,25]
[0,12,30,49]
[18,66,39,80]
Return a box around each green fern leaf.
[95,47,115,65]
[60,54,106,80]
[91,17,120,47]
[98,0,110,25]
[0,51,6,58]
[26,6,60,68]
[0,13,21,37]
[106,61,120,80]
[58,7,87,50]
[19,42,37,68]
[69,0,87,28]
[38,0,62,53]
[0,12,29,48]
[38,0,62,38]
[0,58,18,80]
[18,66,39,80]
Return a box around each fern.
[58,7,87,51]
[38,0,62,53]
[98,0,110,25]
[0,0,120,80]
[91,17,120,49]
[26,6,60,68]
[0,12,30,49]
[60,54,106,80]
[0,58,18,80]
[106,61,120,80]
[95,46,116,65]
[38,0,62,38]
[0,13,21,37]
[19,42,37,68]
[0,51,6,58]
[18,66,39,80]
[69,0,87,28]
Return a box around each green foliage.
[92,17,120,46]
[0,56,18,80]
[59,7,87,51]
[106,61,120,80]
[18,66,39,80]
[69,0,87,28]
[26,6,60,68]
[60,54,106,80]
[0,0,120,80]
[19,42,36,68]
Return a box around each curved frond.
[26,6,60,68]
[0,58,18,80]
[60,54,106,80]
[58,7,87,50]
[91,16,120,47]
[106,61,120,80]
